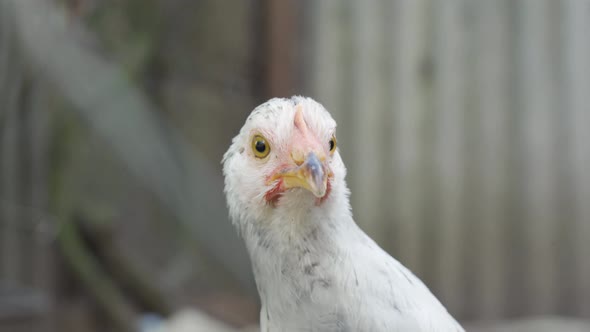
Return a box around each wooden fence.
[308,0,590,321]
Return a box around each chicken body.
[223,97,463,332]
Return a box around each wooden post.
[264,0,299,98]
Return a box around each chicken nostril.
[291,150,305,166]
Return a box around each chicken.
[223,96,464,331]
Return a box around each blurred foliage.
[86,0,163,80]
[1,1,260,329]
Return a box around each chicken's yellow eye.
[252,135,270,158]
[329,135,337,153]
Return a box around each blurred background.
[0,0,589,331]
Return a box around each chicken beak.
[273,152,328,198]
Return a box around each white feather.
[223,96,464,331]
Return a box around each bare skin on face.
[263,105,332,206]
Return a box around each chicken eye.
[329,135,337,153]
[252,135,270,158]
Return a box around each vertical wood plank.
[1,18,23,283]
[312,0,346,123]
[29,83,52,289]
[2,108,20,284]
[389,0,429,276]
[432,0,466,314]
[474,0,511,319]
[561,0,590,317]
[0,2,6,283]
[18,86,32,284]
[349,0,387,241]
[517,0,559,315]
[265,0,299,98]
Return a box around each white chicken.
[223,96,463,331]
